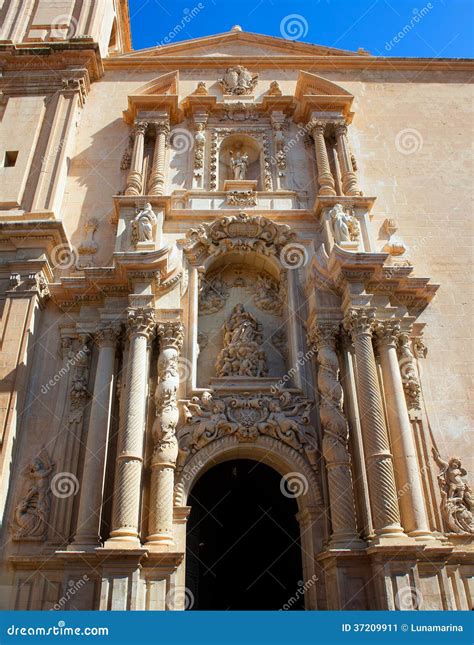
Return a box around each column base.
[318,187,336,196]
[145,533,175,550]
[104,531,141,549]
[68,537,101,552]
[408,529,438,542]
[328,535,366,550]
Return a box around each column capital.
[154,120,170,136]
[308,321,339,349]
[157,321,184,351]
[343,308,376,338]
[95,323,121,348]
[334,121,348,136]
[374,319,402,349]
[307,119,328,137]
[127,307,156,339]
[133,120,148,135]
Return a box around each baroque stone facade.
[0,2,472,612]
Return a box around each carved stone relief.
[11,449,54,540]
[215,304,268,377]
[178,391,316,470]
[218,66,258,95]
[433,450,474,534]
[199,276,229,314]
[131,203,156,247]
[329,203,360,244]
[252,274,284,315]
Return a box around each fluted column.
[335,122,361,196]
[107,308,155,545]
[374,321,432,540]
[71,324,120,548]
[146,321,184,547]
[343,308,405,540]
[148,121,170,196]
[309,121,336,196]
[310,323,364,549]
[125,121,147,196]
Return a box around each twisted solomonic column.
[308,121,336,196]
[310,323,364,549]
[148,121,170,196]
[146,321,185,546]
[71,323,120,548]
[343,309,406,540]
[125,121,147,196]
[335,122,361,197]
[374,321,432,540]
[107,308,155,546]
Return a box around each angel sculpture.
[433,449,474,534]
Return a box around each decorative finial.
[231,25,242,32]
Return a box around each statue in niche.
[11,450,54,540]
[329,203,360,244]
[433,450,474,534]
[131,203,156,246]
[216,304,268,377]
[219,65,258,96]
[230,150,249,180]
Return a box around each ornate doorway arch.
[175,433,324,609]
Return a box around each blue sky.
[128,0,474,57]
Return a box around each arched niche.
[197,251,288,386]
[218,133,262,189]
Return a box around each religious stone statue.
[131,203,156,246]
[230,150,249,180]
[433,450,474,534]
[11,450,54,540]
[216,304,268,377]
[329,203,360,244]
[218,65,258,95]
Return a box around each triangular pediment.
[119,29,362,59]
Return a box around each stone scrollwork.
[180,212,296,263]
[199,276,229,314]
[178,390,316,470]
[433,450,474,534]
[11,449,55,540]
[218,65,258,95]
[397,332,421,410]
[226,190,257,207]
[215,304,268,377]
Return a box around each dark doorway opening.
[186,459,304,610]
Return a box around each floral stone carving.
[180,212,297,263]
[216,304,268,377]
[252,274,284,315]
[218,65,258,95]
[179,391,317,469]
[11,450,55,540]
[433,451,474,534]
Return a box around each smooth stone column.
[309,121,336,196]
[125,121,147,196]
[335,122,361,196]
[71,324,120,548]
[375,321,432,540]
[310,323,364,549]
[148,121,169,195]
[107,308,155,546]
[343,308,406,541]
[146,321,185,547]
